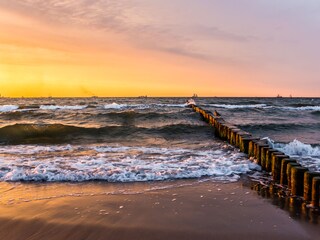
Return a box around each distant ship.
[138,95,148,98]
[192,93,198,98]
[276,94,282,98]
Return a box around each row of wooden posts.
[191,104,320,208]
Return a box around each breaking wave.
[0,105,19,112]
[263,138,320,171]
[208,104,268,109]
[0,144,259,182]
[0,123,211,144]
[40,105,88,110]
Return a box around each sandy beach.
[0,179,318,240]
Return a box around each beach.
[0,179,319,240]
[0,97,319,239]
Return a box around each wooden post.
[291,167,308,196]
[311,177,320,208]
[260,147,270,170]
[272,154,289,182]
[239,137,255,154]
[248,139,259,158]
[256,143,269,166]
[230,129,241,146]
[280,159,297,185]
[286,162,301,189]
[266,150,282,172]
[304,172,320,202]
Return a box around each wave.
[103,103,130,109]
[96,110,188,121]
[0,105,19,112]
[279,106,320,111]
[207,104,268,109]
[311,111,320,116]
[103,103,187,109]
[202,103,320,111]
[40,105,88,110]
[0,144,260,182]
[263,138,320,171]
[237,122,320,131]
[18,105,40,110]
[265,138,320,156]
[0,123,211,144]
[289,103,317,108]
[0,102,189,113]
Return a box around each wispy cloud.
[1,0,253,63]
[192,26,257,42]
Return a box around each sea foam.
[279,106,320,111]
[209,104,268,109]
[264,138,320,171]
[265,138,320,156]
[40,105,87,110]
[0,105,19,112]
[0,145,259,182]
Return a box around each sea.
[0,97,319,183]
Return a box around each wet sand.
[0,180,319,240]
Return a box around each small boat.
[276,94,282,98]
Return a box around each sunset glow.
[0,1,319,97]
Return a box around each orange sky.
[0,1,319,97]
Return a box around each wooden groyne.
[191,104,320,208]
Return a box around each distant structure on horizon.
[276,94,283,98]
[192,93,198,98]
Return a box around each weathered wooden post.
[239,137,255,154]
[248,139,259,159]
[280,159,297,185]
[260,146,270,170]
[230,128,241,146]
[272,154,289,182]
[304,172,320,202]
[287,162,302,189]
[266,150,283,172]
[311,177,320,208]
[255,141,269,166]
[291,167,308,196]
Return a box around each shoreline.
[0,179,319,240]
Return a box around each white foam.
[0,105,19,112]
[267,138,320,156]
[210,104,268,109]
[154,104,188,108]
[279,106,320,111]
[0,144,259,182]
[103,103,128,109]
[264,138,320,171]
[103,103,187,109]
[40,105,87,110]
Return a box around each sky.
[0,0,319,97]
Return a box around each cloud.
[193,26,257,42]
[0,0,252,64]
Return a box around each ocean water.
[0,97,319,182]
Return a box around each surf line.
[189,104,320,209]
